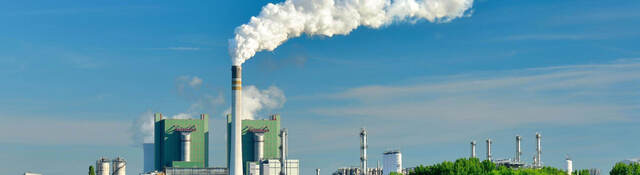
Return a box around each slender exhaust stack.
[471,140,477,158]
[231,66,243,175]
[516,135,521,162]
[361,128,368,175]
[280,128,288,175]
[535,133,542,167]
[486,139,492,161]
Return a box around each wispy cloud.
[498,34,608,41]
[298,59,640,149]
[166,47,201,51]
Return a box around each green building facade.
[227,115,282,173]
[155,113,209,171]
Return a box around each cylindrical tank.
[471,140,476,158]
[254,132,265,161]
[96,157,111,175]
[383,151,402,175]
[112,157,126,175]
[181,132,191,161]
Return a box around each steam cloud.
[131,76,224,144]
[229,0,474,65]
[225,85,286,120]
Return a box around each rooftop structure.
[227,114,282,173]
[154,113,209,170]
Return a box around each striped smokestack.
[231,66,243,175]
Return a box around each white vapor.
[225,85,286,120]
[131,76,225,145]
[229,0,474,65]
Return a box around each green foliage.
[610,162,640,175]
[390,172,404,175]
[571,169,589,175]
[89,165,95,175]
[408,158,567,175]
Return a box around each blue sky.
[1,0,639,174]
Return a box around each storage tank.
[112,157,126,175]
[96,157,111,175]
[383,151,402,175]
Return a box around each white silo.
[112,157,126,175]
[96,157,111,175]
[383,151,402,175]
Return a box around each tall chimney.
[471,140,476,158]
[280,128,288,175]
[486,139,492,161]
[361,128,368,175]
[254,132,265,161]
[516,135,521,162]
[536,133,542,167]
[316,169,320,175]
[230,66,243,175]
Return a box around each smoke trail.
[224,85,286,120]
[229,0,474,65]
[131,76,225,145]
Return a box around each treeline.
[610,162,640,175]
[407,158,579,175]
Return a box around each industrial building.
[226,114,300,175]
[154,113,209,170]
[470,133,542,169]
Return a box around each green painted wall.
[227,115,282,173]
[154,113,209,170]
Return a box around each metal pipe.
[471,140,477,158]
[230,65,243,175]
[281,128,288,175]
[516,135,521,162]
[361,128,368,175]
[486,139,492,161]
[316,169,320,175]
[536,133,542,167]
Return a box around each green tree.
[89,165,95,175]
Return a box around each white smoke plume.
[225,85,286,120]
[131,76,225,145]
[229,0,474,65]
